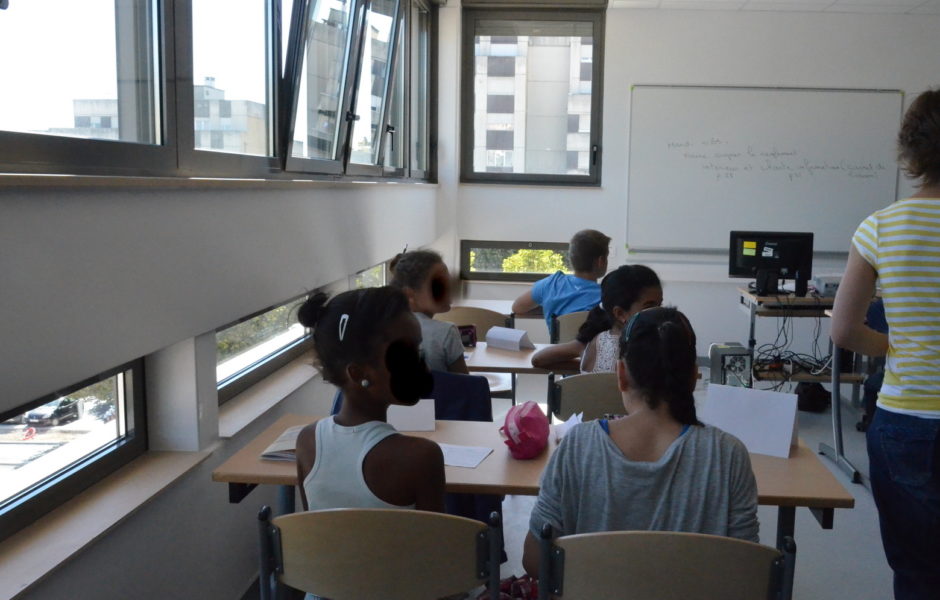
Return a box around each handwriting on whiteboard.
[665,138,888,182]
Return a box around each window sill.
[0,450,209,600]
[0,173,437,191]
[218,352,319,439]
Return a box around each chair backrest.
[551,372,622,420]
[436,306,512,342]
[551,310,590,343]
[539,529,793,600]
[259,507,500,600]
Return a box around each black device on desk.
[729,231,814,296]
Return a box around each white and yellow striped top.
[853,197,940,416]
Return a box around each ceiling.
[610,0,940,13]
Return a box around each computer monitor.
[729,231,814,296]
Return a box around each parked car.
[26,397,81,427]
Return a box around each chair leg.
[488,511,502,600]
[258,506,273,600]
[537,524,554,600]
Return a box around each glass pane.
[410,2,429,172]
[349,0,398,165]
[350,264,387,289]
[383,19,405,170]
[0,0,159,143]
[466,244,572,276]
[216,298,307,383]
[472,20,594,176]
[192,0,271,156]
[291,0,355,161]
[0,373,127,507]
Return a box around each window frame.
[459,8,604,186]
[0,0,436,182]
[216,293,313,405]
[459,239,571,282]
[0,0,176,177]
[173,0,284,178]
[0,359,147,541]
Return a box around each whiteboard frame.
[626,84,904,253]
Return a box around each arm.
[411,439,446,512]
[579,338,598,372]
[294,423,318,511]
[531,339,585,370]
[831,245,888,357]
[443,324,470,374]
[512,288,539,315]
[522,531,542,577]
[726,440,760,543]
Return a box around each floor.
[493,373,894,600]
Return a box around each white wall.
[0,182,438,413]
[447,9,940,354]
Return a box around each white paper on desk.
[701,384,798,458]
[388,399,435,431]
[437,443,493,468]
[485,326,535,351]
[554,412,583,443]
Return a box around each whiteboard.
[627,86,902,252]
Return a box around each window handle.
[386,124,396,134]
[345,111,360,122]
[591,144,599,165]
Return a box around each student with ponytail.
[522,307,758,574]
[294,287,445,514]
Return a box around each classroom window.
[217,295,311,405]
[0,0,174,175]
[460,239,572,282]
[0,0,435,181]
[350,262,388,289]
[409,0,432,177]
[461,9,604,185]
[348,0,399,167]
[0,360,146,541]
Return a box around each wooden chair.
[549,372,622,421]
[550,310,590,344]
[436,306,514,399]
[258,506,502,600]
[538,527,796,600]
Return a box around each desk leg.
[511,373,517,407]
[277,485,295,515]
[776,506,795,551]
[820,343,863,484]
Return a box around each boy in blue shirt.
[512,229,610,330]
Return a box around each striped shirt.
[852,197,940,416]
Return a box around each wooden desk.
[465,342,579,375]
[213,414,854,550]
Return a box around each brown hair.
[897,89,940,187]
[568,229,611,272]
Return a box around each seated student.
[530,264,662,372]
[512,229,610,331]
[523,307,759,575]
[294,287,445,514]
[390,249,469,374]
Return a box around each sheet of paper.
[700,384,798,458]
[485,326,535,351]
[554,412,583,443]
[437,443,493,468]
[388,399,435,432]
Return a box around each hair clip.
[401,243,409,255]
[338,314,349,341]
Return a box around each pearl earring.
[360,379,370,388]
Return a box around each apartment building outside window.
[461,8,604,185]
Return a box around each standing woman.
[831,89,940,600]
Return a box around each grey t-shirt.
[416,313,464,372]
[529,421,759,542]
